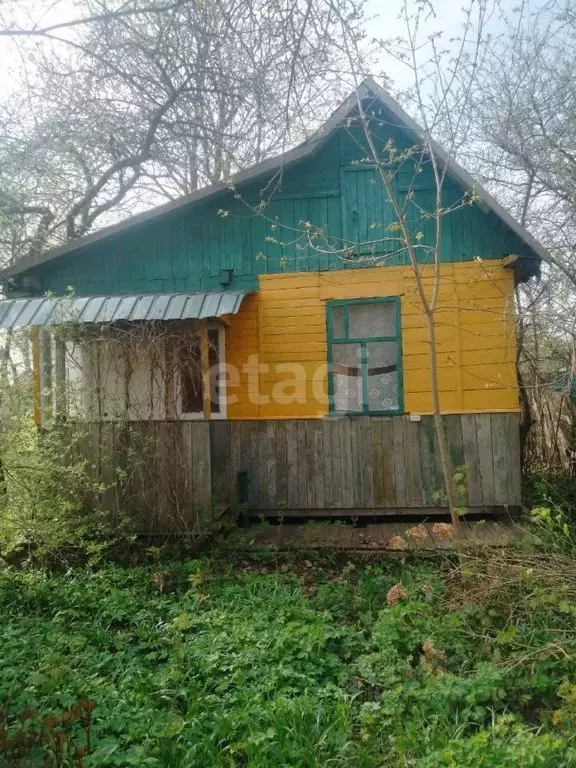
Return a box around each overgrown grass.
[1,546,576,767]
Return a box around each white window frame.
[176,321,227,420]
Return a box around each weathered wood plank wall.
[78,413,520,532]
[222,413,521,514]
[79,421,213,534]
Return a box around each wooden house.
[0,79,545,525]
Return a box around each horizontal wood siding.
[226,261,518,419]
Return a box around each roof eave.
[0,137,325,281]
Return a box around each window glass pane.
[331,306,345,338]
[332,342,363,412]
[366,341,398,411]
[348,301,395,338]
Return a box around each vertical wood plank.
[229,421,241,505]
[404,417,423,507]
[339,418,354,508]
[210,421,231,505]
[169,421,183,527]
[53,338,67,419]
[475,413,495,506]
[258,420,269,509]
[265,421,277,508]
[181,420,193,519]
[139,421,158,532]
[445,415,467,506]
[393,416,407,507]
[330,419,343,507]
[286,420,299,508]
[155,422,173,532]
[445,415,465,469]
[461,414,482,506]
[350,418,364,507]
[381,417,397,507]
[297,421,308,508]
[191,421,212,510]
[100,422,116,513]
[491,413,509,505]
[304,421,316,509]
[322,420,334,509]
[275,420,288,509]
[249,421,261,508]
[506,412,522,505]
[420,416,440,507]
[113,422,131,513]
[238,421,251,505]
[360,416,374,507]
[123,423,140,525]
[171,422,187,525]
[39,328,52,425]
[371,418,385,507]
[312,421,325,510]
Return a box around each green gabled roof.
[0,77,545,284]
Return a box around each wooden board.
[360,416,375,507]
[403,418,424,507]
[505,412,522,505]
[460,414,482,506]
[475,413,496,506]
[393,417,407,507]
[491,414,509,505]
[210,421,231,504]
[381,418,397,507]
[72,412,521,525]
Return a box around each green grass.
[1,552,575,767]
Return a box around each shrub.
[0,415,133,565]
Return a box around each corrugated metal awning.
[0,291,247,328]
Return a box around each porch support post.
[54,337,67,419]
[31,326,42,427]
[200,321,212,420]
[32,327,53,427]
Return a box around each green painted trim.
[326,296,404,416]
[246,190,339,203]
[341,164,434,193]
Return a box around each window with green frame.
[326,297,403,414]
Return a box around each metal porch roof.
[0,291,247,328]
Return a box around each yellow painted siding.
[225,293,261,419]
[225,261,518,418]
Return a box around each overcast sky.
[0,0,550,98]
[365,0,548,90]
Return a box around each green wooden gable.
[4,85,543,299]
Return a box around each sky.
[0,0,549,97]
[364,0,548,90]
